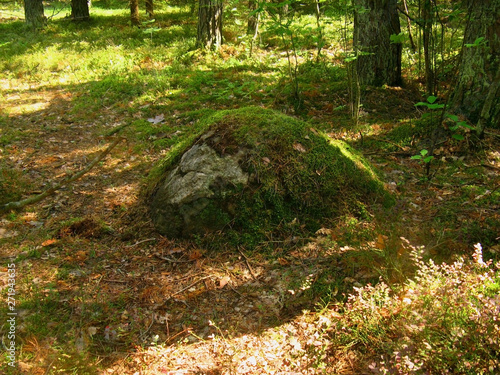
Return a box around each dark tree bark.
[130,0,140,26]
[247,0,259,38]
[71,0,90,21]
[353,0,402,87]
[196,0,223,49]
[145,0,154,19]
[422,0,435,95]
[24,0,46,29]
[450,0,500,136]
[402,0,416,52]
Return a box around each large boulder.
[149,107,392,243]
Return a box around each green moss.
[196,199,233,232]
[149,106,393,248]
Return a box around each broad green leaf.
[452,134,464,141]
[458,121,475,130]
[420,149,429,156]
[143,27,161,34]
[465,37,486,48]
[427,95,438,104]
[411,155,422,160]
[390,33,405,44]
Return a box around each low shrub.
[330,241,500,374]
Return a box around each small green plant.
[411,148,434,163]
[415,94,444,111]
[142,19,161,43]
[413,95,475,178]
[415,95,476,141]
[445,113,475,140]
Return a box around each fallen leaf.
[375,234,387,250]
[75,333,86,353]
[316,228,332,236]
[168,247,184,254]
[75,251,88,262]
[278,257,289,265]
[219,276,230,288]
[87,327,98,336]
[293,142,306,153]
[147,114,165,124]
[0,228,18,239]
[189,249,203,260]
[42,238,58,247]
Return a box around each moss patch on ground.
[149,106,393,248]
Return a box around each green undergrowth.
[148,106,393,250]
[328,242,500,374]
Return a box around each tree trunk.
[422,0,435,95]
[450,0,500,135]
[196,0,223,49]
[247,0,259,38]
[130,0,140,26]
[24,0,46,29]
[353,0,402,87]
[71,0,90,21]
[145,0,154,19]
[402,0,416,52]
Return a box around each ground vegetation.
[0,0,499,373]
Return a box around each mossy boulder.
[149,107,392,244]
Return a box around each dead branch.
[154,254,194,263]
[482,163,500,171]
[125,238,157,248]
[1,137,125,213]
[238,247,258,280]
[168,276,213,298]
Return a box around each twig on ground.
[165,328,191,345]
[169,276,213,298]
[125,238,157,248]
[155,254,194,263]
[238,247,258,280]
[482,163,500,171]
[103,279,128,283]
[139,313,155,342]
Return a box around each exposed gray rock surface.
[150,142,248,237]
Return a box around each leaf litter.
[0,54,499,375]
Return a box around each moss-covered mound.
[149,107,392,246]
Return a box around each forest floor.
[1,3,500,374]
